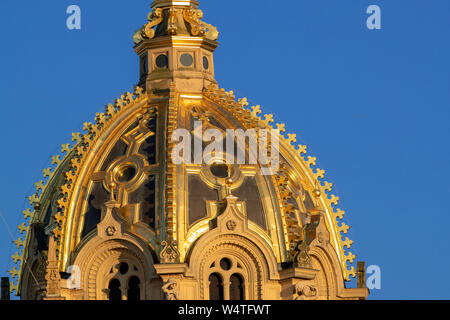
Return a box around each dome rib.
[9,86,146,295]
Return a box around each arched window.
[105,262,142,300]
[207,257,248,300]
[209,273,224,300]
[230,274,244,300]
[127,276,141,301]
[108,279,122,301]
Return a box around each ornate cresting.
[8,87,147,295]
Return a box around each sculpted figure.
[295,283,318,300]
[162,278,179,300]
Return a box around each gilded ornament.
[293,239,312,268]
[160,240,180,264]
[14,238,25,249]
[167,7,178,36]
[226,220,237,231]
[22,208,34,220]
[183,8,206,36]
[140,8,163,41]
[335,208,345,220]
[342,237,353,249]
[105,226,116,237]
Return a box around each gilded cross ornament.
[286,133,297,144]
[297,144,307,155]
[61,143,71,154]
[342,237,353,249]
[14,238,25,249]
[322,181,333,192]
[11,252,22,264]
[251,105,262,117]
[51,155,62,166]
[22,208,34,219]
[42,168,52,178]
[9,267,19,279]
[335,208,345,220]
[17,223,28,234]
[307,156,317,167]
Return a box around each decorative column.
[44,235,65,300]
[154,240,188,300]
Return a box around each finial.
[225,177,233,196]
[223,164,234,196]
[108,171,117,201]
[312,180,321,208]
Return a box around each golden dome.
[10,0,367,300]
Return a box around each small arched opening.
[209,273,224,300]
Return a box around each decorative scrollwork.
[183,8,206,36]
[144,8,163,39]
[183,8,219,41]
[134,8,163,44]
[160,240,180,264]
[293,239,312,268]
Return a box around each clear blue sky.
[0,0,449,300]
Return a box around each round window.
[220,258,232,271]
[155,54,168,68]
[180,53,194,67]
[210,163,229,179]
[119,262,129,275]
[117,166,137,183]
[203,56,209,70]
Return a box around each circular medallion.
[226,220,237,231]
[203,56,209,70]
[156,54,168,68]
[180,53,194,67]
[106,226,116,236]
